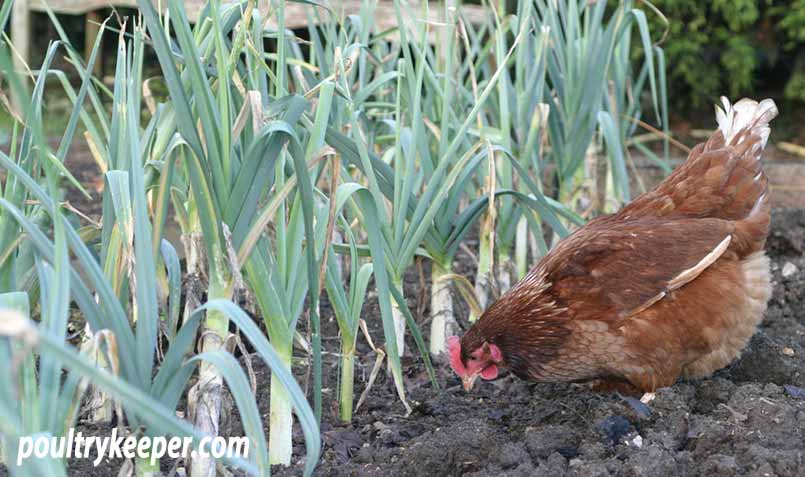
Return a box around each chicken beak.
[462,373,478,392]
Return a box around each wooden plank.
[632,156,805,210]
[766,161,805,209]
[14,1,486,66]
[12,0,488,78]
[25,0,487,27]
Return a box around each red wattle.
[480,364,498,380]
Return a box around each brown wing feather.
[537,216,735,325]
[520,218,739,385]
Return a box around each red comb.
[447,336,466,375]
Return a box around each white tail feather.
[715,97,778,148]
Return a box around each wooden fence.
[10,1,486,69]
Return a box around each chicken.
[449,97,778,394]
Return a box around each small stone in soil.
[486,408,508,423]
[783,384,805,399]
[414,399,448,417]
[781,261,798,278]
[596,415,633,444]
[354,445,375,464]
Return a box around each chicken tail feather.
[713,97,776,254]
[715,97,778,148]
[619,97,777,255]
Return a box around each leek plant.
[286,2,440,388]
[309,4,433,361]
[315,0,536,358]
[134,0,410,468]
[132,1,333,471]
[536,0,665,206]
[470,0,669,316]
[0,12,321,476]
[324,221,373,422]
[240,173,332,465]
[316,172,431,421]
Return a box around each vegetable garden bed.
[1,1,804,476]
[18,209,803,477]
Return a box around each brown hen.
[449,97,778,394]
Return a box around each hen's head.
[447,335,503,391]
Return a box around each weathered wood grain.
[11,0,487,67]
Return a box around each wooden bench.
[11,0,487,70]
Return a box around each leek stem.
[390,276,406,357]
[268,342,294,465]
[339,340,355,423]
[80,325,113,424]
[515,217,528,279]
[495,251,514,294]
[473,217,494,322]
[429,261,456,357]
[190,261,231,477]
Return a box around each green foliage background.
[646,0,805,107]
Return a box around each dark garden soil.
[270,208,805,477]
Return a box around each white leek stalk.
[495,251,515,294]
[268,343,293,465]
[429,261,456,356]
[515,216,529,279]
[390,277,406,357]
